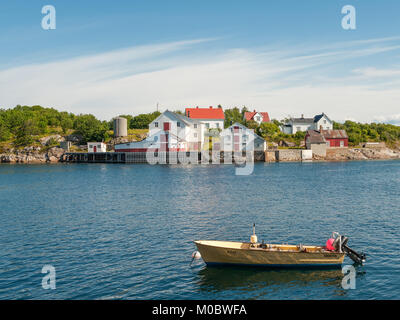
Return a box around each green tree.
[61,118,74,134]
[73,114,109,143]
[332,120,400,146]
[0,117,11,141]
[246,120,258,130]
[293,131,306,145]
[241,106,249,117]
[131,111,161,129]
[257,122,280,139]
[14,119,39,146]
[224,107,244,128]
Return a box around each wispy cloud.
[0,36,400,123]
[352,67,400,78]
[373,113,400,125]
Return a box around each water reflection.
[196,265,347,297]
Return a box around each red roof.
[244,111,270,123]
[185,106,225,120]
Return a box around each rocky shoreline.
[0,146,65,163]
[0,134,141,164]
[319,147,400,161]
[1,146,400,163]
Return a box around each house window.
[194,124,197,129]
[177,122,180,127]
[323,120,327,124]
[256,116,261,121]
[340,140,344,147]
[205,123,210,129]
[194,133,198,138]
[216,123,219,129]
[155,122,158,128]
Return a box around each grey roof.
[321,129,348,139]
[291,117,314,124]
[162,110,198,126]
[174,112,198,125]
[306,130,326,144]
[290,113,331,124]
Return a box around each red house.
[243,110,270,124]
[320,129,348,148]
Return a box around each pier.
[61,151,266,164]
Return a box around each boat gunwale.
[194,240,344,256]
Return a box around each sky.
[0,0,399,123]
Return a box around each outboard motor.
[331,232,366,264]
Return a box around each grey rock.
[39,135,65,146]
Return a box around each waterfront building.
[185,106,224,130]
[243,110,270,124]
[220,122,266,152]
[281,113,333,134]
[305,130,327,157]
[305,129,348,157]
[60,141,72,151]
[114,111,204,152]
[321,129,348,148]
[88,142,107,153]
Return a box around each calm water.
[0,161,399,300]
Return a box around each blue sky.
[0,0,400,123]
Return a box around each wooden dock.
[61,151,266,164]
[62,152,126,163]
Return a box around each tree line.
[1,105,399,147]
[333,121,400,146]
[0,105,162,146]
[0,105,110,145]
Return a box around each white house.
[88,142,107,153]
[243,110,270,125]
[115,111,204,152]
[220,122,266,152]
[185,106,224,129]
[281,113,333,134]
[114,110,269,154]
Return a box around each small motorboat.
[194,225,366,268]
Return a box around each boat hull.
[195,240,345,268]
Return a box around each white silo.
[113,117,128,137]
